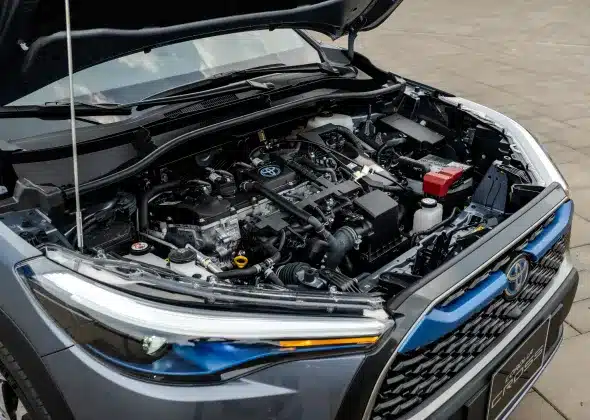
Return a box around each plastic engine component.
[0,209,72,248]
[423,167,464,197]
[379,114,444,146]
[168,247,197,264]
[353,190,399,239]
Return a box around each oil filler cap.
[130,242,151,256]
[168,247,197,264]
[233,255,248,268]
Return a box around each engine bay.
[0,86,545,308]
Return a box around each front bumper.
[38,260,577,420]
[41,347,363,420]
[23,187,574,420]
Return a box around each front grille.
[370,239,566,419]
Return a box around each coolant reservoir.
[412,198,443,233]
[306,113,354,132]
[125,242,213,279]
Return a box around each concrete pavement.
[317,0,590,417]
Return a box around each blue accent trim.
[523,200,572,261]
[399,200,572,354]
[87,342,363,377]
[398,271,508,353]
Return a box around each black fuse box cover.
[380,114,444,146]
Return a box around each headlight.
[440,97,569,195]
[19,247,390,383]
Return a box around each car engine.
[1,92,541,301]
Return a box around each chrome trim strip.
[498,329,563,420]
[409,256,572,419]
[361,196,568,420]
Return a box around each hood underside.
[0,0,403,88]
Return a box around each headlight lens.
[19,248,390,382]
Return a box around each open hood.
[0,0,403,96]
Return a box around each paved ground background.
[317,0,590,418]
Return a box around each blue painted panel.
[398,271,507,353]
[399,200,572,354]
[523,200,572,261]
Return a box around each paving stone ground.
[316,0,590,417]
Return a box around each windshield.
[2,29,321,141]
[11,29,321,107]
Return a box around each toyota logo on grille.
[259,165,281,178]
[504,254,530,300]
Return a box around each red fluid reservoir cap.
[423,167,464,197]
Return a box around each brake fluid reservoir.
[306,113,354,132]
[412,198,443,233]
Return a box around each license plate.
[487,318,550,420]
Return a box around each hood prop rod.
[347,29,357,61]
[64,0,84,251]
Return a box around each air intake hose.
[244,181,368,269]
[324,226,359,269]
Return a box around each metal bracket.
[64,0,84,250]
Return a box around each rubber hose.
[310,204,327,222]
[397,156,430,173]
[292,224,314,233]
[300,158,337,182]
[377,137,406,163]
[277,229,286,251]
[266,271,285,287]
[373,183,405,193]
[324,226,359,269]
[139,180,182,231]
[215,265,260,279]
[412,207,460,244]
[216,243,281,279]
[331,126,380,151]
[308,238,329,260]
[215,169,234,179]
[234,162,254,170]
[246,181,341,262]
[246,182,325,233]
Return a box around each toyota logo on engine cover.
[504,254,530,300]
[259,165,281,178]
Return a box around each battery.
[398,154,473,198]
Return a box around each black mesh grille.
[371,239,566,420]
[163,94,239,118]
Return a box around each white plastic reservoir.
[306,113,354,132]
[125,252,212,279]
[412,198,443,233]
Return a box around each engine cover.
[150,194,232,227]
[249,161,297,191]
